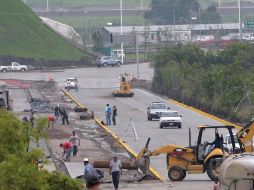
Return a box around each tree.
[0,111,83,190]
[92,30,103,51]
[0,111,27,161]
[200,5,222,24]
[151,42,254,122]
[145,0,200,24]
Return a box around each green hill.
[0,0,86,61]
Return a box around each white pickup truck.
[0,62,28,72]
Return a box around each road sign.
[244,21,254,28]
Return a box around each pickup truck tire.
[117,62,121,66]
[2,69,7,72]
[160,124,164,129]
[178,124,182,129]
[20,68,26,72]
[147,115,152,121]
[103,63,107,67]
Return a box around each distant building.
[101,23,242,44]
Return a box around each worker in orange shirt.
[48,114,56,128]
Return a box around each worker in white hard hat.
[84,158,94,181]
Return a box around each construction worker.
[86,174,102,190]
[109,155,122,190]
[60,141,73,161]
[54,104,60,116]
[69,131,80,157]
[29,111,35,127]
[61,109,69,125]
[112,106,117,125]
[84,158,94,181]
[213,177,220,190]
[48,114,56,128]
[105,104,112,126]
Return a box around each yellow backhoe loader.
[112,73,134,97]
[137,121,254,181]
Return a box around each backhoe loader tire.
[206,157,221,181]
[168,166,186,181]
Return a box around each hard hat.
[83,158,89,162]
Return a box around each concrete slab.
[64,162,84,178]
[9,88,30,112]
[29,88,43,99]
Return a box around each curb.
[61,88,166,182]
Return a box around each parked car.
[64,78,78,90]
[0,62,28,72]
[147,102,169,121]
[159,111,182,128]
[96,56,121,67]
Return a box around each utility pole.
[46,0,49,11]
[218,0,221,6]
[136,31,139,80]
[120,0,124,64]
[140,0,144,10]
[238,0,242,41]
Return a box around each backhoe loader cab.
[112,73,134,97]
[137,125,241,181]
[196,125,241,161]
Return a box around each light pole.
[238,0,242,41]
[46,0,49,11]
[120,0,124,64]
[135,30,139,80]
[141,0,144,10]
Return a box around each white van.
[111,49,125,60]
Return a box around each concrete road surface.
[0,63,235,189]
[70,88,225,190]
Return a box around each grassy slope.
[0,0,85,60]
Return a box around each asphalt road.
[0,63,236,189]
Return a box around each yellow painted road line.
[169,99,242,130]
[62,90,165,182]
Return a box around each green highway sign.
[244,21,254,28]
